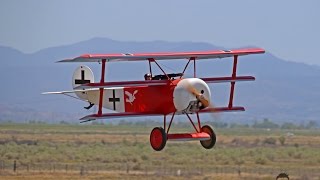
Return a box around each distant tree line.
[251,118,318,129]
[94,118,318,129]
[230,118,318,129]
[1,118,318,129]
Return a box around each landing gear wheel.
[150,127,167,151]
[200,125,216,149]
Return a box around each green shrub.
[278,136,286,145]
[255,157,267,165]
[281,122,299,129]
[141,154,149,161]
[132,163,141,170]
[263,137,277,145]
[266,154,275,161]
[234,158,245,165]
[252,119,279,129]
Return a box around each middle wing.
[74,76,254,90]
[74,79,168,90]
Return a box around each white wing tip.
[42,91,65,95]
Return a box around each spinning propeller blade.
[186,84,210,108]
[185,82,220,119]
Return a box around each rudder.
[72,65,94,100]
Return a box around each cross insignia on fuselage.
[109,89,120,110]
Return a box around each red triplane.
[44,48,265,151]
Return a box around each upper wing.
[58,48,265,63]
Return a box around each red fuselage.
[123,79,179,114]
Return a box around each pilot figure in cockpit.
[144,73,152,80]
[144,73,183,80]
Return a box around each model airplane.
[44,48,265,151]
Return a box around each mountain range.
[1,38,319,124]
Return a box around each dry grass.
[0,170,280,180]
[0,123,319,179]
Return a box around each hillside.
[1,38,320,123]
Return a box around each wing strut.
[181,58,191,78]
[148,59,153,77]
[148,58,172,82]
[193,57,196,78]
[228,55,238,108]
[98,59,106,115]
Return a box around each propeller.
[184,82,220,120]
[186,84,210,108]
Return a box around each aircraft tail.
[72,65,95,100]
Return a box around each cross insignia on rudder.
[75,70,91,84]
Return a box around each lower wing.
[79,106,244,122]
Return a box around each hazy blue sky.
[0,0,319,65]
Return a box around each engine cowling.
[173,78,211,113]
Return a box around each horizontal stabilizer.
[42,89,98,95]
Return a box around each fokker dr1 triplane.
[44,48,265,151]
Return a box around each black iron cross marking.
[75,70,90,84]
[109,89,120,110]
